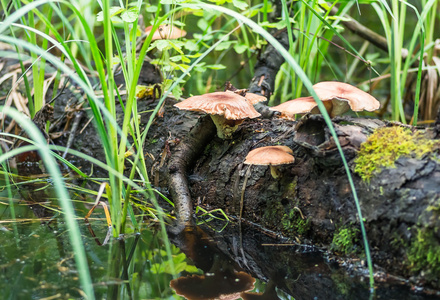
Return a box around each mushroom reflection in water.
[174,92,261,139]
[244,146,295,179]
[170,254,255,300]
[270,81,380,119]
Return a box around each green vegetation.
[331,225,360,255]
[281,208,310,236]
[354,126,439,182]
[0,0,439,297]
[407,228,440,282]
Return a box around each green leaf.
[184,40,199,51]
[121,7,139,23]
[193,33,214,41]
[184,265,200,273]
[187,53,202,58]
[96,6,124,22]
[197,18,209,31]
[232,0,248,10]
[258,20,288,29]
[206,64,226,70]
[145,5,158,13]
[233,43,247,54]
[215,40,236,51]
[151,40,170,52]
[170,61,190,72]
[194,62,207,72]
[168,40,185,54]
[172,82,183,100]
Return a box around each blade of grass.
[0,106,95,299]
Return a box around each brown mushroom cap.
[269,81,380,118]
[269,96,331,120]
[145,24,187,41]
[243,92,267,105]
[175,92,261,120]
[244,146,294,166]
[313,81,380,112]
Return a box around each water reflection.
[1,184,440,299]
[169,221,440,300]
[169,226,255,299]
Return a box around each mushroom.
[170,254,255,300]
[270,81,380,118]
[174,92,261,139]
[242,92,267,105]
[244,146,294,179]
[224,81,267,105]
[145,24,187,41]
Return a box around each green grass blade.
[0,106,95,299]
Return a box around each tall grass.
[0,107,94,298]
[0,0,178,297]
[372,0,436,123]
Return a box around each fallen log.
[144,99,440,289]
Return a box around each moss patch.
[331,225,360,255]
[281,208,310,236]
[407,228,440,281]
[354,126,438,182]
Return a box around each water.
[1,183,439,299]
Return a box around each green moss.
[281,208,310,236]
[331,226,360,255]
[407,228,440,281]
[354,126,438,182]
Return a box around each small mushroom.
[270,81,380,118]
[145,24,187,41]
[244,146,294,179]
[174,92,261,139]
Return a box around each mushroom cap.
[244,146,294,166]
[174,92,261,120]
[243,92,267,105]
[313,81,380,112]
[269,96,328,120]
[145,24,187,41]
[269,82,380,118]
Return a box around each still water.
[1,184,439,299]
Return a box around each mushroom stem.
[269,165,281,179]
[210,114,243,139]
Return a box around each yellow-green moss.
[407,228,440,281]
[331,226,360,255]
[354,126,438,182]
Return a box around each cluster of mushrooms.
[175,81,380,179]
[144,24,381,178]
